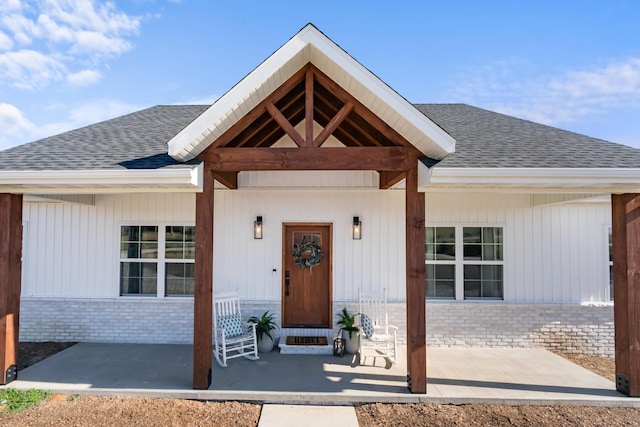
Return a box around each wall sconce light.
[254,216,263,239]
[352,216,361,240]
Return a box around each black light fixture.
[254,216,263,239]
[352,216,361,240]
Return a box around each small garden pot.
[342,330,359,354]
[257,335,274,353]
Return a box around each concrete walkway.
[5,343,640,407]
[258,405,358,427]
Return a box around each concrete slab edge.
[4,384,640,408]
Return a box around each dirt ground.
[1,343,639,427]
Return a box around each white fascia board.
[168,35,310,161]
[423,167,640,192]
[0,164,203,195]
[305,30,455,158]
[168,24,455,162]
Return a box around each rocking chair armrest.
[244,322,257,331]
[388,325,398,331]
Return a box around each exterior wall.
[19,188,614,355]
[19,298,613,356]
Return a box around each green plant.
[248,311,279,342]
[337,307,359,339]
[0,388,51,413]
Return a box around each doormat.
[285,336,328,346]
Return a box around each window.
[425,225,504,300]
[165,226,195,297]
[425,227,456,298]
[608,227,613,300]
[463,227,503,299]
[119,225,195,297]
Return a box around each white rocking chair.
[358,288,398,365]
[213,291,259,367]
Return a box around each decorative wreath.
[292,240,323,269]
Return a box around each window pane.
[165,226,195,261]
[141,226,158,242]
[426,264,455,299]
[121,226,139,241]
[165,262,195,296]
[425,227,435,244]
[436,227,455,243]
[165,242,183,259]
[463,245,482,260]
[464,281,481,298]
[464,265,503,299]
[463,227,481,243]
[184,243,195,259]
[435,244,455,260]
[140,243,158,259]
[120,262,156,296]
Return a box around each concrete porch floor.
[5,343,640,406]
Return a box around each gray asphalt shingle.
[1,103,639,171]
[0,105,209,171]
[416,104,640,168]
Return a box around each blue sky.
[1,0,640,150]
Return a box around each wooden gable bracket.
[199,63,424,185]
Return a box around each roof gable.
[167,24,455,161]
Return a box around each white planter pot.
[257,334,274,353]
[342,330,359,354]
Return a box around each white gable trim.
[168,24,455,162]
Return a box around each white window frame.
[118,222,195,298]
[606,225,613,301]
[426,224,505,301]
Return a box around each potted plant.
[337,307,359,354]
[248,311,279,353]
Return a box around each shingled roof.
[0,103,638,171]
[417,104,640,168]
[0,105,209,171]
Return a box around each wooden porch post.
[612,193,640,396]
[193,166,214,389]
[0,194,23,385]
[405,167,426,393]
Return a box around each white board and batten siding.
[21,184,612,304]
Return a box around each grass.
[0,389,51,413]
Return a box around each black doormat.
[285,336,328,346]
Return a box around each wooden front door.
[282,223,332,328]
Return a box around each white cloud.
[0,99,143,149]
[66,68,102,86]
[0,103,36,149]
[0,0,142,90]
[0,49,65,89]
[0,30,13,50]
[450,57,640,127]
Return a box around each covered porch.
[7,343,636,406]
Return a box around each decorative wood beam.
[314,102,353,147]
[612,193,640,396]
[405,167,426,393]
[209,65,309,149]
[201,147,416,172]
[311,64,419,152]
[0,194,22,385]
[193,166,214,390]
[212,171,238,189]
[379,170,405,189]
[305,68,314,146]
[266,102,306,148]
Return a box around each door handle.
[285,270,290,296]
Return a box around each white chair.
[358,288,398,365]
[213,291,259,367]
